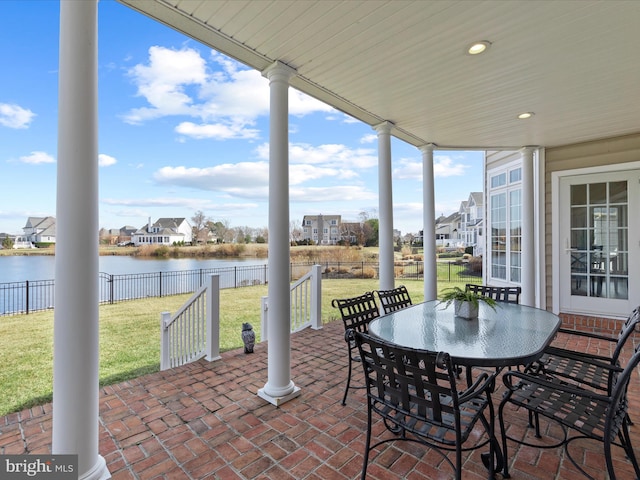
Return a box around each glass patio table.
[368,300,561,368]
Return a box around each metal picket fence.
[0,260,480,316]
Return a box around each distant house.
[435,211,462,247]
[458,192,484,255]
[22,216,56,245]
[302,214,341,245]
[132,218,192,246]
[339,221,360,245]
[118,226,137,243]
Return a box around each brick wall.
[559,313,625,337]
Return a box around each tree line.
[192,210,380,246]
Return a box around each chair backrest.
[608,343,640,437]
[375,285,413,314]
[331,292,380,334]
[350,329,460,421]
[610,307,640,374]
[466,283,521,304]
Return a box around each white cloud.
[360,133,377,144]
[102,197,217,210]
[123,46,207,124]
[122,48,333,136]
[393,154,470,180]
[19,151,55,164]
[175,121,260,140]
[255,142,377,170]
[151,152,373,201]
[153,163,269,191]
[289,88,334,116]
[291,185,377,202]
[434,155,469,177]
[99,154,117,167]
[0,103,35,129]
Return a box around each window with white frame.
[488,164,522,283]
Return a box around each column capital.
[419,143,437,154]
[519,146,538,155]
[262,61,297,83]
[373,121,394,135]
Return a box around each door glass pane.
[510,252,521,282]
[492,252,506,279]
[571,252,587,273]
[572,275,588,296]
[609,181,627,203]
[491,193,507,279]
[570,180,628,299]
[589,183,606,204]
[571,206,587,228]
[571,184,587,205]
[571,230,587,250]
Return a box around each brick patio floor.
[1,319,639,479]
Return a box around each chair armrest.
[556,327,617,343]
[458,371,495,403]
[539,345,619,368]
[502,369,617,402]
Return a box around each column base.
[257,386,301,407]
[80,455,110,480]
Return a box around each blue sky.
[0,0,483,237]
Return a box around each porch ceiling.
[117,0,640,150]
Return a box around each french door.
[559,170,639,317]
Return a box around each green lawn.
[0,278,465,416]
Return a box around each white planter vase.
[454,299,478,319]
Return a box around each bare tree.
[207,219,233,243]
[257,226,269,243]
[191,210,209,244]
[289,219,302,243]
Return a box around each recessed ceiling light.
[467,41,491,55]
[518,112,534,119]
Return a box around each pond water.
[0,255,267,284]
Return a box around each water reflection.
[0,255,267,284]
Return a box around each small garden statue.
[241,322,255,353]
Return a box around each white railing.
[160,275,221,371]
[261,264,322,342]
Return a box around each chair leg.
[498,396,512,478]
[342,353,353,405]
[361,406,373,480]
[618,423,640,478]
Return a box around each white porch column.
[520,147,536,306]
[420,144,438,301]
[53,2,109,480]
[375,121,395,291]
[258,61,301,406]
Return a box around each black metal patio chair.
[526,306,640,395]
[460,284,522,381]
[331,292,380,405]
[374,285,412,314]
[465,283,522,304]
[523,306,640,433]
[461,282,524,374]
[350,328,498,480]
[498,343,640,480]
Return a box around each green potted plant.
[439,286,497,319]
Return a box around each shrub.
[469,256,483,273]
[153,245,170,257]
[358,267,376,279]
[400,246,413,258]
